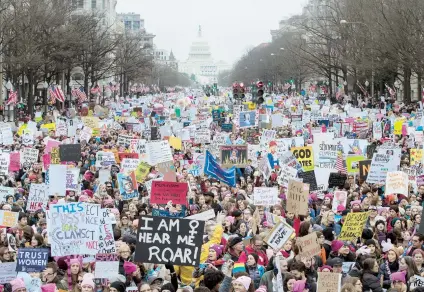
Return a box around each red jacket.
[238,244,269,267]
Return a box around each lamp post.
[68,79,73,108]
[394,80,401,101]
[43,81,48,114]
[5,80,12,122]
[340,19,374,98]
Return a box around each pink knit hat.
[331,240,344,253]
[226,216,235,224]
[41,284,56,292]
[350,200,361,207]
[123,261,137,275]
[10,278,26,292]
[255,286,267,292]
[233,276,251,290]
[209,244,224,258]
[390,271,406,283]
[293,280,306,292]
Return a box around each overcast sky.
[116,0,307,66]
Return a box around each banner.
[287,180,309,216]
[150,181,188,205]
[317,272,341,292]
[27,184,49,211]
[203,151,236,187]
[264,221,295,250]
[385,171,408,195]
[253,187,278,206]
[296,232,321,259]
[338,212,370,241]
[16,248,49,272]
[59,144,81,162]
[291,146,314,172]
[134,216,204,266]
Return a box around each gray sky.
[116,0,307,66]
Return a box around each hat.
[229,236,243,248]
[327,257,343,267]
[203,192,214,197]
[209,244,224,258]
[318,265,333,272]
[81,274,95,290]
[390,271,406,283]
[233,276,251,290]
[109,282,125,292]
[336,205,345,212]
[350,200,361,207]
[39,218,47,225]
[365,239,377,246]
[293,280,306,292]
[391,217,401,227]
[123,261,137,275]
[41,284,56,292]
[331,240,344,253]
[226,216,235,224]
[10,278,26,292]
[255,286,267,292]
[269,141,277,147]
[232,210,242,218]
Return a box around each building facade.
[117,13,155,54]
[72,0,118,28]
[154,48,178,70]
[178,26,229,85]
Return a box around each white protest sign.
[95,152,116,168]
[194,129,211,144]
[48,165,67,197]
[117,135,133,147]
[97,209,116,254]
[186,209,216,221]
[0,153,10,175]
[20,148,38,169]
[55,119,67,137]
[0,262,17,283]
[0,187,14,204]
[66,168,80,191]
[79,126,92,142]
[27,184,49,211]
[253,187,278,206]
[121,158,140,173]
[385,171,408,195]
[147,140,173,165]
[264,221,295,250]
[132,139,149,162]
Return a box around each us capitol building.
[178,26,230,85]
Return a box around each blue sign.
[16,248,49,272]
[203,151,236,187]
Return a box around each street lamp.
[43,81,48,114]
[5,80,12,122]
[280,48,285,50]
[340,19,374,98]
[365,80,369,87]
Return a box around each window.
[73,0,84,8]
[91,0,96,8]
[124,21,132,30]
[133,21,140,30]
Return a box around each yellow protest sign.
[291,146,314,171]
[51,147,60,164]
[135,162,151,182]
[247,102,256,110]
[92,128,100,137]
[393,118,405,135]
[82,117,100,129]
[169,136,182,150]
[338,212,370,241]
[410,149,423,165]
[41,123,56,132]
[17,124,28,136]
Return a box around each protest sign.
[297,171,318,191]
[118,152,139,162]
[50,147,60,164]
[338,212,370,241]
[95,151,116,168]
[385,171,408,195]
[132,139,149,162]
[264,221,295,250]
[0,186,14,205]
[220,145,248,168]
[59,144,81,162]
[186,209,216,221]
[194,129,211,144]
[16,248,49,272]
[296,232,321,259]
[147,140,173,165]
[411,276,424,290]
[367,148,401,184]
[291,146,314,171]
[0,153,10,176]
[287,180,309,216]
[117,172,138,200]
[98,209,116,254]
[94,254,119,279]
[117,135,133,147]
[66,168,80,191]
[48,165,67,197]
[417,175,424,187]
[82,117,99,129]
[317,272,341,292]
[47,202,100,256]
[135,162,151,182]
[328,173,347,188]
[20,148,38,169]
[410,149,423,166]
[156,160,177,182]
[358,160,371,181]
[238,110,258,128]
[0,210,18,227]
[79,126,92,142]
[150,181,188,205]
[27,184,49,211]
[331,190,348,212]
[253,187,278,206]
[9,152,20,172]
[134,216,204,266]
[0,262,17,283]
[121,158,140,174]
[346,155,366,173]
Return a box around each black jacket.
[362,271,383,292]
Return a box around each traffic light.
[257,81,264,104]
[239,83,245,99]
[232,83,239,99]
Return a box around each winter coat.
[362,271,383,292]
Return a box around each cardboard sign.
[385,171,408,195]
[27,184,49,211]
[59,144,81,162]
[296,232,321,259]
[156,161,177,182]
[220,145,248,168]
[16,248,49,272]
[150,181,188,205]
[264,220,295,250]
[287,180,309,216]
[317,272,341,292]
[134,216,204,266]
[338,212,370,241]
[0,211,18,227]
[358,160,371,181]
[291,146,314,172]
[253,187,278,206]
[94,254,119,279]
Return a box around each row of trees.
[221,0,424,103]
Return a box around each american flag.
[336,151,347,174]
[335,84,344,99]
[385,83,396,97]
[6,90,18,105]
[54,85,65,102]
[71,87,87,103]
[48,86,58,102]
[90,85,100,94]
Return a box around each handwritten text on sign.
[338,212,370,241]
[287,180,309,216]
[150,181,188,205]
[253,187,278,206]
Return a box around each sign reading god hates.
[135,216,204,266]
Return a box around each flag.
[6,90,18,106]
[336,151,347,174]
[72,87,87,103]
[357,81,367,96]
[90,85,100,94]
[53,85,65,102]
[385,83,396,97]
[336,84,344,99]
[48,86,58,102]
[203,150,236,187]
